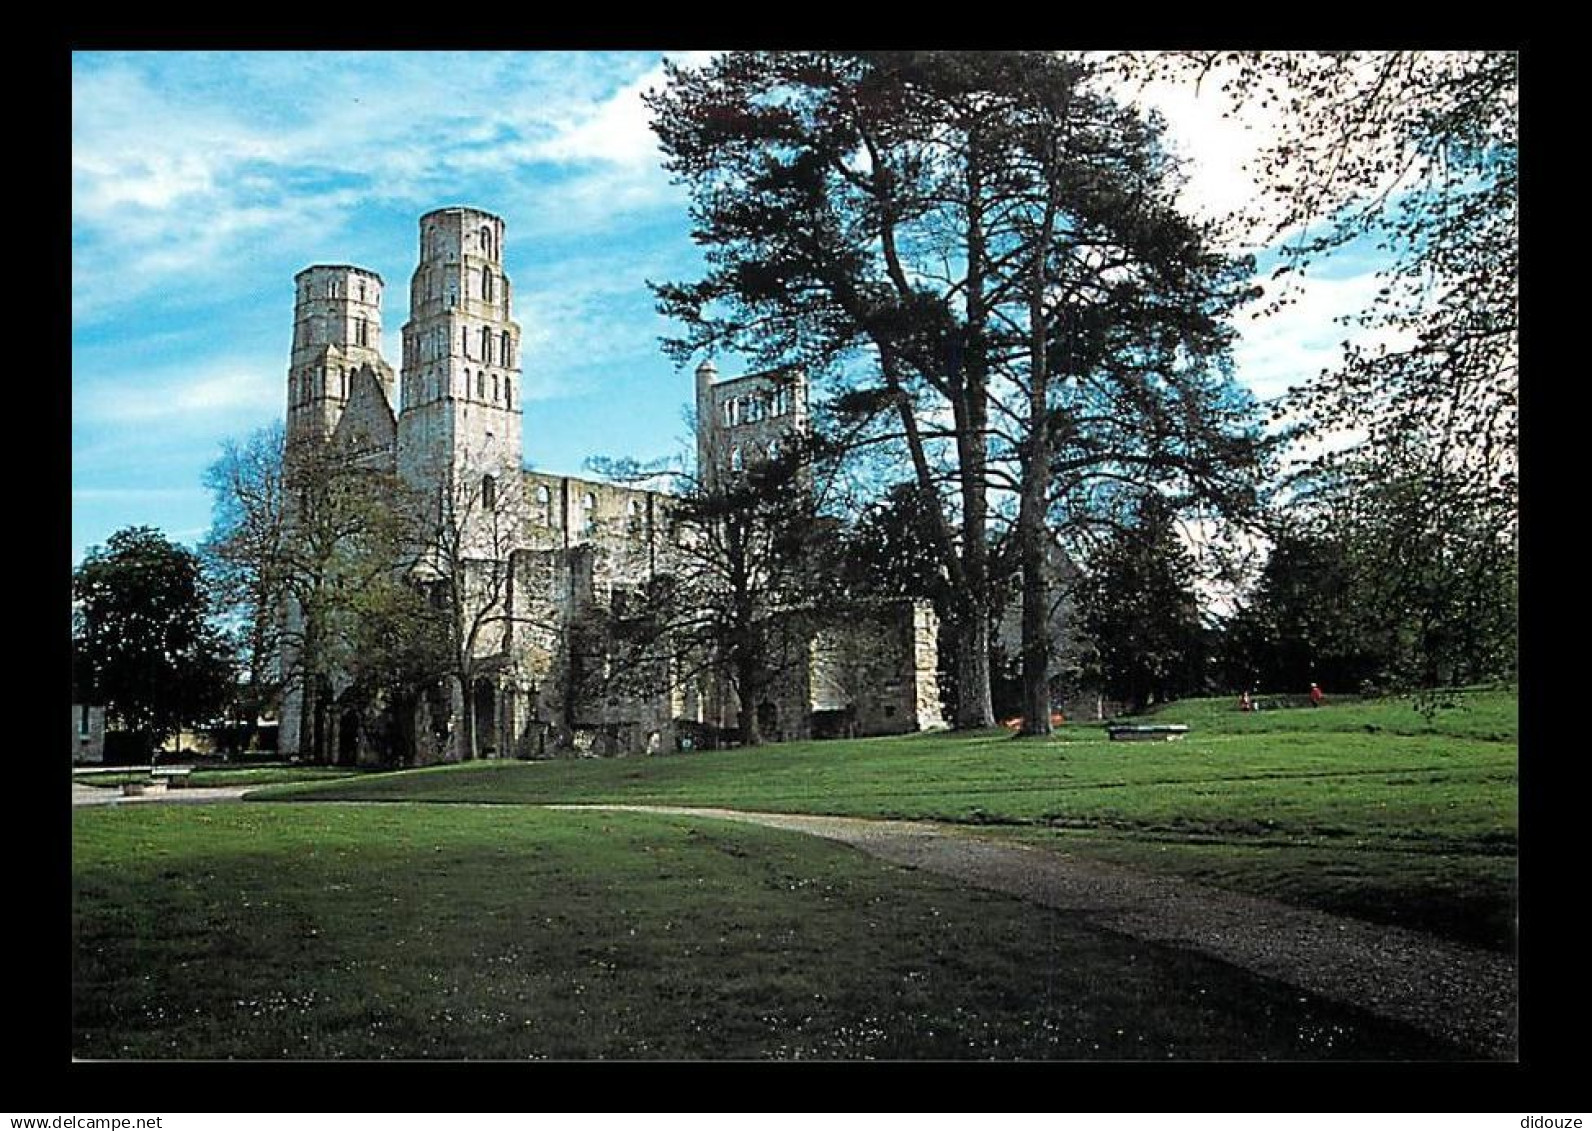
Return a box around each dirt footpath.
[560,804,1517,1060]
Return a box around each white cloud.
[1232,269,1389,403]
[71,52,682,327]
[530,63,666,167]
[76,359,281,427]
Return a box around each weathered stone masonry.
[279,206,945,762]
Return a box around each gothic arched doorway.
[473,679,498,758]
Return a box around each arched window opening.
[481,326,492,364]
[493,373,500,401]
[581,492,596,535]
[476,371,486,399]
[480,225,494,260]
[357,279,366,302]
[482,475,497,511]
[482,267,494,302]
[767,438,781,462]
[501,330,512,367]
[505,377,513,410]
[462,326,470,358]
[729,447,744,473]
[626,498,643,534]
[536,484,552,526]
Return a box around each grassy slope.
[258,688,1517,950]
[73,803,1461,1060]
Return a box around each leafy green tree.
[1106,51,1518,704]
[201,424,290,742]
[1324,445,1516,691]
[649,50,1020,729]
[649,50,1268,734]
[1219,526,1380,694]
[73,526,235,760]
[659,448,834,747]
[1077,495,1211,712]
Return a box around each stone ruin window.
[480,225,495,260]
[356,318,369,347]
[477,371,486,399]
[536,484,552,526]
[482,266,494,302]
[481,326,493,364]
[505,377,513,410]
[626,498,643,534]
[500,330,512,368]
[581,492,596,534]
[357,278,367,303]
[482,474,497,511]
[493,373,500,401]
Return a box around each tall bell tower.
[286,264,394,445]
[396,207,524,494]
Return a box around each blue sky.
[72,50,1382,565]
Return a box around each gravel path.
[559,804,1518,1061]
[71,782,254,807]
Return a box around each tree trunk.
[1017,178,1058,739]
[951,610,994,730]
[457,674,476,761]
[1017,526,1052,736]
[954,146,996,731]
[735,655,763,747]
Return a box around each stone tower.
[287,265,394,444]
[397,207,523,500]
[694,360,809,490]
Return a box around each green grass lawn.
[258,686,1517,951]
[73,803,1463,1060]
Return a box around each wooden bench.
[1107,724,1190,742]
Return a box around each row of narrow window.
[462,326,514,367]
[422,223,500,263]
[726,439,782,472]
[719,386,794,427]
[528,487,646,535]
[294,316,374,348]
[409,326,514,368]
[406,370,514,408]
[290,367,354,406]
[417,265,504,306]
[299,277,371,303]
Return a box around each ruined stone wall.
[275,207,949,763]
[813,600,945,736]
[694,361,808,489]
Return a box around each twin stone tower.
[279,206,943,764]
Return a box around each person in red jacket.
[1309,682,1323,707]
